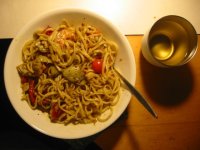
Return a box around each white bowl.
[4,8,136,139]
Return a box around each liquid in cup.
[142,15,198,67]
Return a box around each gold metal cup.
[142,15,198,67]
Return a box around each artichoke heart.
[62,65,84,83]
[17,61,45,77]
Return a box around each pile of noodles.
[17,20,121,125]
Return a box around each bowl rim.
[4,8,136,139]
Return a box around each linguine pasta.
[16,20,120,125]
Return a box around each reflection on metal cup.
[142,15,198,67]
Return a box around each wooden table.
[95,35,200,150]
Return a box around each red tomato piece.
[92,59,103,74]
[43,26,53,36]
[45,30,53,36]
[42,99,50,106]
[50,103,62,122]
[28,79,36,106]
[20,76,28,84]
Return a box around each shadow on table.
[96,112,141,150]
[139,51,194,106]
[94,110,130,149]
